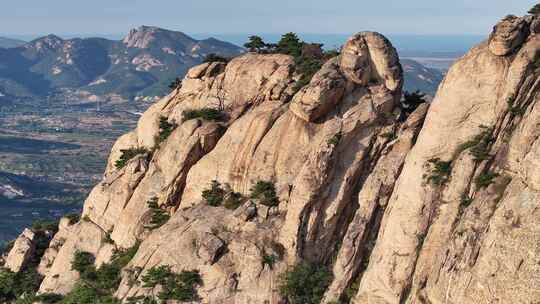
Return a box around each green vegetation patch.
[475,171,499,189]
[202,180,245,210]
[261,253,278,270]
[155,116,177,147]
[327,132,342,146]
[244,33,340,93]
[59,242,140,303]
[400,90,427,121]
[507,96,526,116]
[456,125,493,162]
[292,56,324,92]
[426,158,452,186]
[278,261,333,304]
[529,4,540,14]
[203,53,229,63]
[461,194,474,208]
[115,147,148,169]
[223,191,244,210]
[145,197,170,230]
[0,219,58,303]
[202,180,226,207]
[182,108,225,122]
[31,219,59,234]
[250,180,279,207]
[141,265,202,302]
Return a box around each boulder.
[290,58,347,122]
[489,15,528,56]
[4,228,36,272]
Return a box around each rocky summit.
[2,12,540,304]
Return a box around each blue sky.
[1,0,536,37]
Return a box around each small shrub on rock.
[250,180,279,207]
[0,268,17,302]
[456,126,493,161]
[126,295,158,304]
[71,251,96,281]
[399,90,427,121]
[182,108,224,122]
[66,242,140,303]
[202,181,245,209]
[278,261,333,304]
[31,219,59,233]
[261,253,278,270]
[223,191,244,210]
[60,282,120,304]
[71,251,95,274]
[327,132,342,146]
[34,293,65,303]
[292,56,324,92]
[426,158,452,186]
[142,266,202,302]
[476,171,499,189]
[202,180,226,207]
[145,197,170,230]
[203,53,229,63]
[529,4,540,15]
[155,116,177,147]
[461,194,474,207]
[115,147,148,169]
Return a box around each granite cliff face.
[3,13,540,304]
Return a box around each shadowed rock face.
[4,13,540,304]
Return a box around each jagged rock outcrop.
[4,228,36,272]
[6,12,540,304]
[354,13,540,304]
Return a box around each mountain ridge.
[0,26,244,100]
[0,27,443,103]
[0,37,26,48]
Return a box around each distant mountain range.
[0,37,26,48]
[0,26,244,100]
[401,59,444,95]
[0,27,444,102]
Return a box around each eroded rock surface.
[5,13,540,304]
[4,228,36,272]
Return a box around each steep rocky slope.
[3,13,540,304]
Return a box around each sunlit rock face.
[6,13,540,304]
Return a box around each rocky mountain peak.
[123,25,194,49]
[27,34,64,50]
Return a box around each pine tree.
[277,32,303,57]
[244,35,266,52]
[529,3,540,14]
